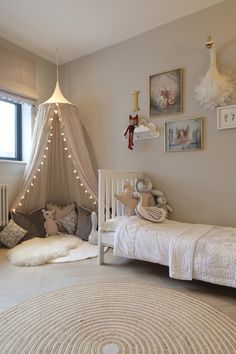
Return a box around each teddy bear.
[135,178,173,216]
[42,209,60,237]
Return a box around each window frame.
[0,98,22,161]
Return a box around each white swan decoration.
[132,192,166,223]
[195,36,235,110]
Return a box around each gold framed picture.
[150,68,183,117]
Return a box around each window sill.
[0,160,27,165]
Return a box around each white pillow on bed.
[100,216,127,232]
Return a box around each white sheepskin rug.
[8,235,82,266]
[50,242,108,264]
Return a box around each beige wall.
[0,37,56,206]
[60,0,236,227]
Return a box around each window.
[0,99,22,160]
[0,97,32,162]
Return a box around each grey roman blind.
[0,47,38,103]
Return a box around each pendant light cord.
[56,48,59,81]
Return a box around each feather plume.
[195,46,235,110]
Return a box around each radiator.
[0,184,8,227]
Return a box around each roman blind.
[0,47,38,104]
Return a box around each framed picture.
[165,117,203,152]
[217,105,236,130]
[150,68,183,117]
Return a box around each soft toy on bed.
[42,209,60,237]
[132,191,167,223]
[152,190,173,215]
[136,178,172,216]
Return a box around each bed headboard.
[98,169,142,229]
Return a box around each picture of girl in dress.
[165,118,203,152]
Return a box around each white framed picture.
[217,105,236,130]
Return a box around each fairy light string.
[58,106,96,205]
[14,104,96,211]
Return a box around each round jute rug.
[0,283,235,354]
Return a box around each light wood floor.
[0,247,235,322]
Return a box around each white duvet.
[113,216,236,288]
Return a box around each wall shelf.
[123,118,160,142]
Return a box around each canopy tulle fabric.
[11,102,98,212]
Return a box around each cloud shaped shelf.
[123,118,160,141]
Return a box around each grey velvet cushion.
[0,219,27,248]
[75,205,92,241]
[11,208,46,241]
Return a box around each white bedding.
[113,216,236,288]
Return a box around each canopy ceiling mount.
[44,48,73,105]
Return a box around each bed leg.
[98,245,104,265]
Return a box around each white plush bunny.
[88,212,98,245]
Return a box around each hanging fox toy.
[124,115,139,150]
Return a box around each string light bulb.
[59,120,97,207]
[15,116,55,211]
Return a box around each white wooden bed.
[98,169,236,288]
[98,169,142,264]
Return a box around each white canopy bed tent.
[11,79,98,212]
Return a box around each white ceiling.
[0,0,223,64]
